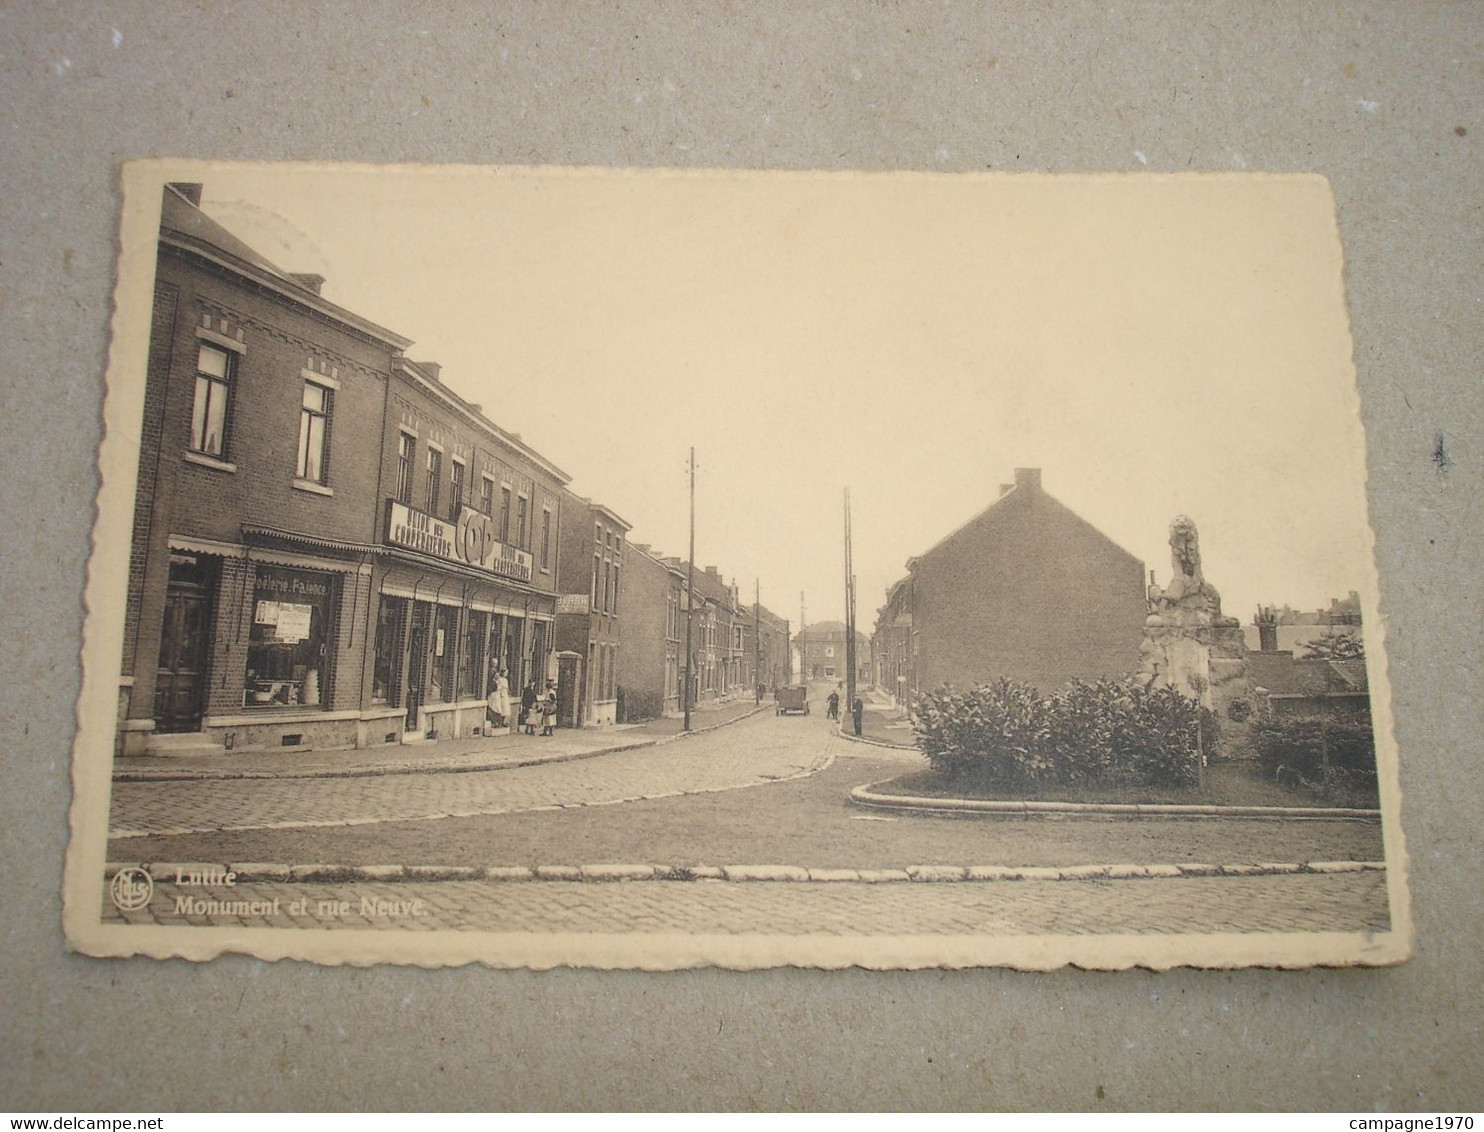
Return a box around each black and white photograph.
[65,161,1408,969]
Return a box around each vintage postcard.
[64,162,1409,968]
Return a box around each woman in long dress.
[487,669,510,730]
[539,681,558,736]
[520,680,538,734]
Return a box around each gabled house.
[895,467,1147,696]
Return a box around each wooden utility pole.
[684,447,696,732]
[799,591,806,684]
[844,487,857,718]
[753,579,761,703]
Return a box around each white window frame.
[294,377,334,488]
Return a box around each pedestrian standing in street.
[851,694,864,737]
[521,680,538,735]
[826,689,840,720]
[539,680,558,736]
[486,668,510,732]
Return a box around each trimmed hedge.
[913,677,1202,790]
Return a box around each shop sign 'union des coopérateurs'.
[384,499,534,584]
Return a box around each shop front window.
[372,595,406,705]
[430,604,459,704]
[245,566,335,708]
[461,610,487,699]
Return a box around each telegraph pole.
[753,579,761,703]
[684,447,696,732]
[844,488,857,719]
[799,590,806,684]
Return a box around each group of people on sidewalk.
[485,670,558,737]
[826,686,866,737]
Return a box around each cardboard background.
[2,2,1479,1111]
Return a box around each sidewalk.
[844,690,918,749]
[113,698,767,782]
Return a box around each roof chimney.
[289,273,326,295]
[416,361,442,382]
[705,566,719,578]
[167,182,203,207]
[1014,467,1042,491]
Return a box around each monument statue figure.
[1140,514,1250,732]
[1149,514,1225,621]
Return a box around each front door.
[154,558,213,733]
[557,653,580,729]
[405,603,431,730]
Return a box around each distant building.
[1247,592,1363,653]
[794,621,870,683]
[688,565,739,702]
[872,575,915,703]
[745,603,793,693]
[877,467,1146,700]
[616,543,686,720]
[617,548,791,720]
[554,495,630,727]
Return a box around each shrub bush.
[914,678,1053,788]
[914,677,1201,790]
[1252,718,1377,789]
[616,686,664,724]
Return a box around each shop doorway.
[154,556,214,733]
[405,603,431,730]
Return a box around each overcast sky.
[178,164,1376,630]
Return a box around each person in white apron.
[486,669,510,732]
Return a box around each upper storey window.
[190,344,233,458]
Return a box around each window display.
[245,566,335,708]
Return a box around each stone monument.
[1139,516,1250,741]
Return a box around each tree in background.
[1298,630,1366,661]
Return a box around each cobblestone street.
[109,709,1386,871]
[103,708,1394,938]
[109,708,833,839]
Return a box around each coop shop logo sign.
[386,501,533,583]
[109,866,154,912]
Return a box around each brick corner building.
[118,183,571,758]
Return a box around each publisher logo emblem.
[110,867,154,912]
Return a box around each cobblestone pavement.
[103,707,1393,937]
[109,710,1386,872]
[109,709,840,838]
[102,870,1390,936]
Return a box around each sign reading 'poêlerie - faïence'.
[385,499,534,583]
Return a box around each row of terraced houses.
[116,184,789,758]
